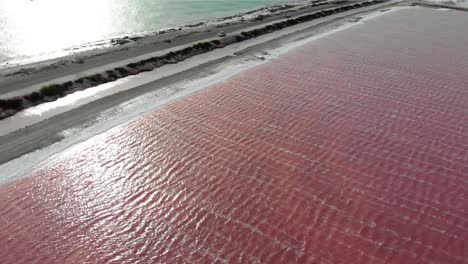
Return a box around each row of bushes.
[0,0,386,118]
[0,98,23,110]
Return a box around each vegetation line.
[0,0,386,120]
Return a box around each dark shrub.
[211,40,221,45]
[241,31,251,38]
[96,74,106,83]
[202,42,213,49]
[166,51,176,59]
[256,28,266,34]
[85,74,104,84]
[74,77,86,84]
[24,92,43,103]
[235,35,243,42]
[31,92,43,102]
[274,23,284,29]
[63,81,73,90]
[173,54,185,62]
[106,70,119,80]
[146,56,160,63]
[270,23,281,29]
[179,47,193,56]
[140,59,151,65]
[200,42,211,50]
[139,68,153,73]
[285,19,294,25]
[163,58,176,64]
[192,42,212,51]
[173,50,184,56]
[115,67,129,75]
[154,60,165,67]
[265,25,275,31]
[40,84,63,97]
[168,51,184,61]
[136,61,147,67]
[0,98,23,110]
[127,62,138,69]
[250,29,262,36]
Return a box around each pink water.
[1,7,468,264]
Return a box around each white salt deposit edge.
[0,1,404,185]
[266,5,409,58]
[421,0,468,7]
[0,0,402,137]
[0,58,266,185]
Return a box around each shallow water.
[1,7,468,264]
[0,0,288,67]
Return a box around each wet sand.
[0,6,467,264]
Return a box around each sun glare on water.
[0,0,284,63]
[0,0,116,58]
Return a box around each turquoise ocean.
[0,0,290,67]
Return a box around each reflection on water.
[0,7,467,263]
[0,0,115,62]
[0,0,285,65]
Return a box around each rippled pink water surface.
[1,7,468,264]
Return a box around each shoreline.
[0,0,386,121]
[0,1,340,86]
[0,1,343,97]
[0,0,404,168]
[0,1,322,75]
[1,2,468,261]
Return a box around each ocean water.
[0,0,289,67]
